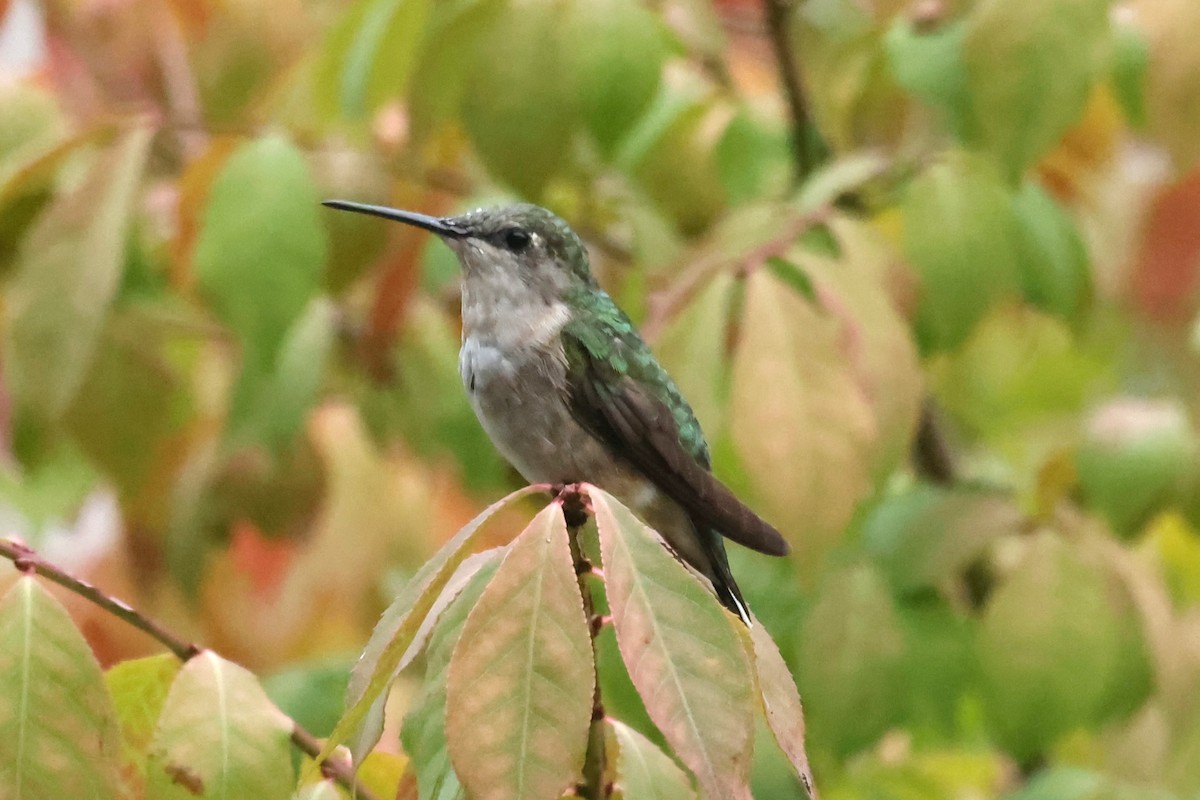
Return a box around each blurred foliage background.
[1,0,1200,797]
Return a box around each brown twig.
[0,538,378,800]
[763,0,819,184]
[913,399,957,485]
[556,486,610,800]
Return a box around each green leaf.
[1011,180,1092,323]
[1109,17,1149,128]
[146,651,293,800]
[406,0,506,143]
[962,0,1111,177]
[885,17,975,141]
[901,153,1021,352]
[592,487,755,800]
[617,87,728,233]
[262,658,351,741]
[445,503,594,800]
[193,135,327,374]
[563,0,667,154]
[229,297,337,452]
[320,485,545,768]
[797,564,906,756]
[0,577,121,799]
[715,109,791,205]
[314,0,432,119]
[460,0,580,197]
[651,271,736,438]
[862,485,1022,595]
[608,718,696,800]
[749,622,817,799]
[402,556,501,800]
[729,269,876,571]
[63,309,192,500]
[4,124,152,420]
[107,654,181,795]
[347,548,501,763]
[977,532,1123,762]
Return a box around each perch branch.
[556,485,611,800]
[0,538,378,800]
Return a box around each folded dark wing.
[565,338,790,557]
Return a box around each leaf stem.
[0,538,379,800]
[558,486,610,800]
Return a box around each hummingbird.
[323,200,789,624]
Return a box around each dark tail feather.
[707,532,753,626]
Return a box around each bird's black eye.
[502,228,531,252]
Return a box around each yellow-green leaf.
[146,651,293,800]
[593,487,755,800]
[963,0,1110,177]
[729,268,875,572]
[325,484,545,768]
[4,124,152,419]
[445,503,594,800]
[0,576,121,799]
[608,718,696,800]
[107,654,181,796]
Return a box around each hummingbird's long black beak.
[322,200,468,238]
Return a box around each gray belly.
[460,336,612,486]
[459,336,712,574]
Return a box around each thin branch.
[0,538,378,800]
[913,399,957,485]
[557,486,611,800]
[763,0,818,183]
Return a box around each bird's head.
[323,200,596,303]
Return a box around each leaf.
[800,217,923,477]
[0,577,121,799]
[402,556,502,800]
[1010,180,1092,323]
[460,0,580,196]
[229,297,337,452]
[445,503,594,800]
[1135,0,1200,170]
[146,651,294,800]
[977,532,1123,762]
[593,487,755,800]
[862,485,1022,595]
[346,548,502,763]
[884,16,975,141]
[3,124,152,420]
[63,309,193,503]
[901,152,1021,352]
[563,0,666,154]
[729,268,876,571]
[320,484,545,768]
[314,0,432,119]
[749,623,818,799]
[651,271,736,437]
[608,718,696,800]
[406,0,506,143]
[963,0,1111,177]
[797,564,906,756]
[107,654,181,795]
[193,135,327,374]
[294,779,341,800]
